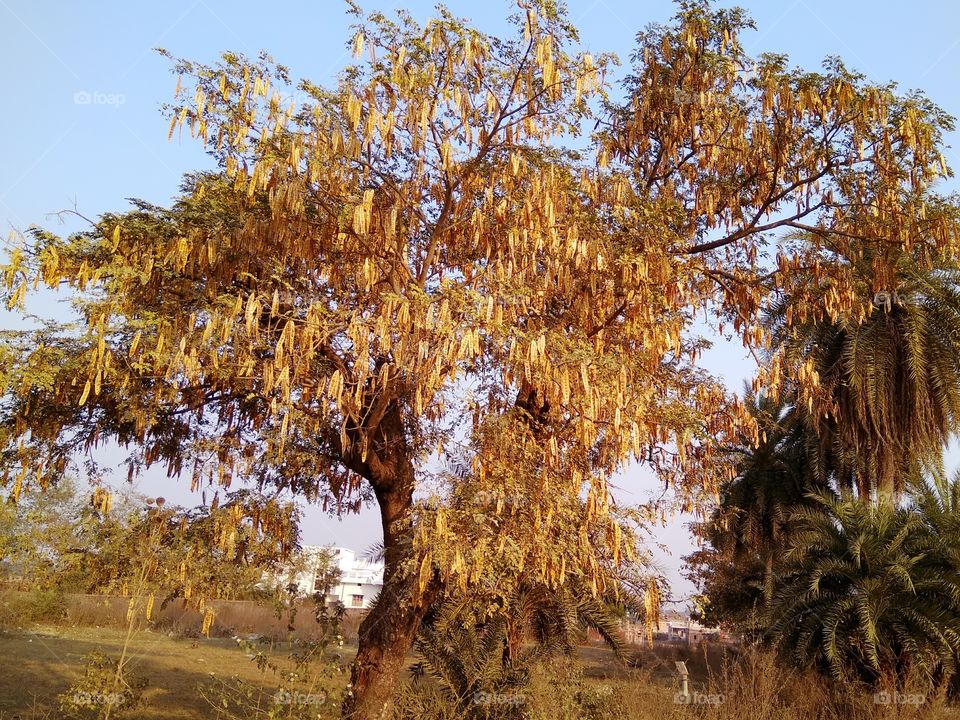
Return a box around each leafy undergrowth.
[399,645,960,720]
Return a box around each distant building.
[619,615,723,646]
[280,546,384,610]
[665,619,720,644]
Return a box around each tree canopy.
[2,1,958,715]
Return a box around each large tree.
[1,1,957,716]
[686,384,818,630]
[767,239,960,502]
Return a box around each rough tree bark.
[876,473,896,507]
[340,397,440,719]
[342,485,440,718]
[341,384,542,716]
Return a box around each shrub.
[57,651,146,720]
[526,657,622,720]
[9,587,68,623]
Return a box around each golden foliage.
[1,1,957,597]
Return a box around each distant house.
[619,615,723,646]
[280,546,384,610]
[324,547,384,609]
[666,619,720,644]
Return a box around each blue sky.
[2,0,959,602]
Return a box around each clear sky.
[2,0,959,603]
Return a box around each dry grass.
[3,619,960,719]
[0,590,365,641]
[0,624,355,719]
[562,644,960,720]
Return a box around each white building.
[665,619,721,644]
[283,546,384,610]
[618,616,724,646]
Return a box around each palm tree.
[406,577,628,718]
[500,579,629,663]
[912,467,960,579]
[692,384,818,607]
[409,612,537,719]
[765,489,960,684]
[767,242,960,503]
[914,467,960,522]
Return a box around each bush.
[57,651,146,719]
[525,657,622,720]
[766,494,960,685]
[8,587,68,623]
[393,683,465,720]
[396,655,625,720]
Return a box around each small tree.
[766,489,960,686]
[0,475,88,589]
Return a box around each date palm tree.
[767,241,960,503]
[766,489,960,684]
[406,578,627,719]
[408,612,536,720]
[692,385,818,609]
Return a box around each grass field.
[0,625,357,719]
[3,623,957,719]
[0,624,679,719]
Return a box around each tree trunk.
[876,472,896,506]
[763,551,774,605]
[504,617,523,666]
[342,480,438,718]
